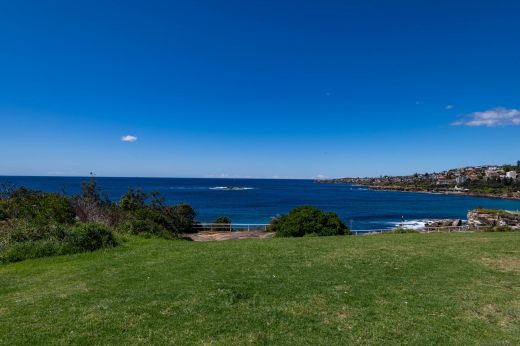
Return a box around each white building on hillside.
[506,171,517,180]
[485,169,504,179]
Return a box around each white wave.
[387,220,427,230]
[209,186,254,191]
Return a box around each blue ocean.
[2,176,520,230]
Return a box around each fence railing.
[192,223,510,234]
[352,225,492,235]
[193,223,270,232]
[422,225,473,232]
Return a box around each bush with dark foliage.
[391,228,419,234]
[0,177,198,263]
[119,219,170,238]
[1,187,75,225]
[482,226,514,232]
[213,216,232,231]
[0,222,116,263]
[269,206,350,237]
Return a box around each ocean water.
[2,176,520,230]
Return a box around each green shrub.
[2,188,75,225]
[474,208,508,215]
[65,223,117,251]
[213,216,232,231]
[0,201,8,221]
[119,188,147,211]
[72,176,113,224]
[391,228,419,234]
[483,226,514,232]
[214,216,231,224]
[119,219,171,238]
[35,193,76,225]
[171,203,197,233]
[0,222,117,263]
[270,206,350,237]
[0,240,66,263]
[0,220,76,247]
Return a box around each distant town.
[317,161,520,200]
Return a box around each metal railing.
[352,225,495,235]
[191,223,515,234]
[422,225,472,233]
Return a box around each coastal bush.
[64,223,117,252]
[119,188,147,211]
[213,216,232,231]
[72,176,113,225]
[119,219,171,238]
[270,206,350,237]
[0,240,66,263]
[482,226,514,232]
[118,201,197,237]
[214,216,231,224]
[474,208,508,215]
[0,177,199,262]
[0,201,8,221]
[0,219,56,244]
[0,222,117,263]
[391,228,419,234]
[1,187,76,225]
[173,203,197,233]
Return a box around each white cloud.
[204,173,253,178]
[445,104,454,110]
[451,107,520,127]
[121,135,138,142]
[314,174,329,179]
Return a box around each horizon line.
[0,174,311,180]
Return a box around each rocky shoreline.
[467,209,520,229]
[403,209,520,230]
[365,185,520,201]
[317,180,520,201]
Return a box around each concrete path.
[183,230,275,241]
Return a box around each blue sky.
[0,0,519,178]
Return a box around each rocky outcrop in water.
[467,209,520,229]
[425,219,463,228]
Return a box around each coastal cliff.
[467,209,520,229]
[316,162,520,201]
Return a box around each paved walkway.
[183,230,275,241]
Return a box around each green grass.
[475,208,520,216]
[474,208,509,215]
[1,233,520,345]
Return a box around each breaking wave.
[209,186,255,191]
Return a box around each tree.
[72,175,113,224]
[213,216,232,231]
[119,188,147,211]
[150,190,165,207]
[1,187,75,225]
[269,206,350,237]
[78,174,110,206]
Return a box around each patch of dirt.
[182,230,275,241]
[470,302,520,328]
[482,257,520,273]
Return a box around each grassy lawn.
[1,233,520,345]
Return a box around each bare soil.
[182,230,275,241]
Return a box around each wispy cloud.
[204,173,253,178]
[121,135,138,142]
[445,104,454,110]
[314,174,329,179]
[451,107,520,127]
